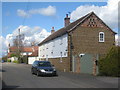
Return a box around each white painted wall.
[21,52,32,56]
[39,34,68,59]
[11,57,18,62]
[28,57,40,64]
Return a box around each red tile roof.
[9,46,38,52]
[8,46,38,57]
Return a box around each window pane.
[100,34,103,38]
[99,32,104,42]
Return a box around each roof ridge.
[38,12,93,46]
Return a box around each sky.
[0,0,119,57]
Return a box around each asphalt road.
[1,63,119,88]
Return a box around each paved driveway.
[1,63,119,89]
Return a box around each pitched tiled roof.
[28,50,38,57]
[8,46,38,57]
[38,12,116,46]
[9,46,38,52]
[38,12,91,46]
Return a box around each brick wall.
[71,27,115,56]
[40,57,70,72]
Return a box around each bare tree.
[13,34,24,47]
[12,29,25,63]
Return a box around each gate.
[80,54,93,74]
[72,53,99,75]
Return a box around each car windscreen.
[38,62,52,67]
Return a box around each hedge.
[13,60,19,63]
[7,59,11,62]
[98,46,120,77]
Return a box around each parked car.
[31,61,57,76]
[1,60,5,63]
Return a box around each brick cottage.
[38,12,116,75]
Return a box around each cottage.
[8,45,38,64]
[38,12,116,75]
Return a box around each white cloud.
[29,6,56,16]
[71,0,119,30]
[17,9,30,18]
[115,35,120,46]
[7,25,50,46]
[0,25,50,57]
[0,36,8,57]
[17,6,56,18]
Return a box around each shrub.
[13,60,19,63]
[7,59,11,62]
[10,53,17,57]
[98,46,120,77]
[22,56,28,64]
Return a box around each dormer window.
[99,32,105,42]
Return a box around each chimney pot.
[52,27,54,30]
[66,14,68,18]
[51,27,55,34]
[64,14,70,27]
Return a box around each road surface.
[1,63,119,89]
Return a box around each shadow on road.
[2,80,19,90]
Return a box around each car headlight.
[53,68,56,71]
[40,69,45,72]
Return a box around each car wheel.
[37,71,40,76]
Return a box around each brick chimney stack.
[51,27,55,34]
[64,14,70,27]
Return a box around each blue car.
[1,60,5,63]
[31,61,57,76]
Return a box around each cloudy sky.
[0,0,119,57]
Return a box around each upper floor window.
[99,32,105,42]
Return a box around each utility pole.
[18,28,21,63]
[18,28,20,49]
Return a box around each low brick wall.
[40,57,70,72]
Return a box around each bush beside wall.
[98,46,120,77]
[7,59,11,62]
[13,60,19,63]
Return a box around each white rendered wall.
[39,34,68,59]
[21,52,32,56]
[28,57,39,64]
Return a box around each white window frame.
[99,32,105,42]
